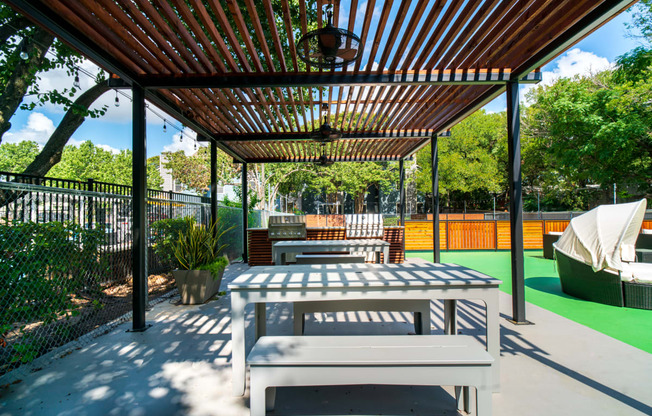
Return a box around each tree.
[47,141,163,189]
[522,67,651,208]
[0,140,40,172]
[414,110,506,210]
[163,147,240,194]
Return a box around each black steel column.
[399,160,405,226]
[507,80,526,323]
[399,159,406,263]
[210,138,218,228]
[242,163,248,262]
[431,137,440,263]
[131,85,148,331]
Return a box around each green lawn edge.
[407,250,652,354]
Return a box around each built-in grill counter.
[248,214,405,266]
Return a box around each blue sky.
[3,5,644,159]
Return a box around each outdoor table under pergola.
[5,0,635,332]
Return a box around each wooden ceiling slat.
[188,0,241,71]
[46,0,150,74]
[151,0,216,73]
[488,1,592,69]
[387,0,429,71]
[482,0,565,68]
[424,1,485,69]
[172,1,228,73]
[92,0,177,74]
[412,1,465,70]
[400,1,446,71]
[457,0,538,68]
[333,0,358,126]
[175,89,241,133]
[377,0,412,70]
[365,0,394,74]
[434,0,504,69]
[280,0,300,72]
[114,0,192,73]
[130,0,205,73]
[298,0,316,129]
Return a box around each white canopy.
[554,199,647,272]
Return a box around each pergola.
[6,0,635,330]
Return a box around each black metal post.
[506,80,527,323]
[210,138,218,229]
[86,178,94,229]
[399,160,405,225]
[399,159,406,262]
[242,163,248,262]
[131,84,148,331]
[431,136,440,263]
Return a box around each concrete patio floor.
[1,260,651,416]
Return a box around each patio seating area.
[1,258,650,416]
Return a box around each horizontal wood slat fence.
[406,220,652,251]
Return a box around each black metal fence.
[0,171,271,377]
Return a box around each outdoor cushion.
[620,262,652,284]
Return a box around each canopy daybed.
[553,199,652,309]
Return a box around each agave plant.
[172,217,236,270]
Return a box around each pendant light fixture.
[297,6,363,69]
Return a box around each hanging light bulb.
[19,42,29,60]
[194,142,197,150]
[73,72,81,89]
[179,135,183,142]
[114,91,120,107]
[163,120,167,132]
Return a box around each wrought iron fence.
[0,171,271,377]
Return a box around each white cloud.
[162,128,205,155]
[96,143,122,154]
[3,112,55,145]
[521,48,613,103]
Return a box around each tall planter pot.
[172,269,224,304]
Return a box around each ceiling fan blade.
[338,48,359,60]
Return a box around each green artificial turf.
[407,250,652,354]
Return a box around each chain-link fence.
[0,172,270,378]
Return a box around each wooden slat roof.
[7,0,635,163]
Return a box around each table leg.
[231,292,247,396]
[255,303,267,341]
[383,246,389,264]
[444,299,457,335]
[485,291,501,392]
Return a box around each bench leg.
[249,371,267,416]
[455,386,471,414]
[444,299,457,335]
[265,387,276,412]
[292,307,305,335]
[476,385,492,416]
[255,303,266,341]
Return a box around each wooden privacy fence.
[405,220,652,251]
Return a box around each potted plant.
[171,217,234,304]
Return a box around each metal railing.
[0,171,270,377]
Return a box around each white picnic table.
[271,238,390,265]
[228,262,502,396]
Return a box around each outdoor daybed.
[553,199,652,310]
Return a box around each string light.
[114,90,120,107]
[73,72,81,89]
[194,141,197,150]
[19,42,29,60]
[163,120,167,132]
[179,135,183,142]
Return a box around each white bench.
[247,335,493,416]
[289,255,430,335]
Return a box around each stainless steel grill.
[268,215,307,240]
[345,214,384,238]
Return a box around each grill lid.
[268,215,306,239]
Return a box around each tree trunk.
[0,28,54,142]
[354,193,365,213]
[23,83,110,177]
